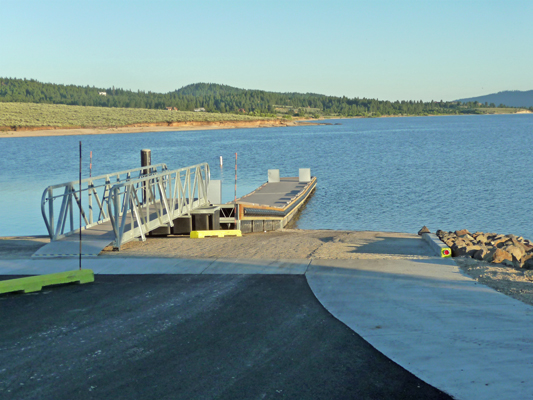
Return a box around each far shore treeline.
[1,78,531,118]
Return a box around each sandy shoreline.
[0,119,322,138]
[2,110,530,139]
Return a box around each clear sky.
[1,0,532,101]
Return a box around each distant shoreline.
[0,110,530,138]
[0,119,318,138]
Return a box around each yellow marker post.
[190,230,242,239]
[0,269,94,295]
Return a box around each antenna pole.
[234,153,237,203]
[79,141,82,270]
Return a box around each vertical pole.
[141,149,151,204]
[88,151,93,224]
[234,153,237,203]
[79,141,82,270]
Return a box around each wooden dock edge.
[0,269,95,295]
[238,178,317,234]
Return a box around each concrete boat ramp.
[1,232,532,399]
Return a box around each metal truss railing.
[107,163,210,249]
[41,164,168,240]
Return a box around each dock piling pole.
[141,149,151,204]
[234,153,237,203]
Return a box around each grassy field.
[0,102,272,129]
[474,107,530,114]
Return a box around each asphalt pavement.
[0,274,452,400]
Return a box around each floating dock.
[234,168,317,234]
[33,157,316,258]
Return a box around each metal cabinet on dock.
[190,206,220,231]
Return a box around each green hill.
[0,77,528,117]
[456,90,533,108]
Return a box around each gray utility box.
[207,180,222,205]
[171,216,193,235]
[148,225,171,236]
[149,216,193,236]
[268,169,280,183]
[299,168,311,183]
[191,206,220,231]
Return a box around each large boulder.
[418,226,430,235]
[461,234,476,242]
[465,245,483,257]
[502,244,525,262]
[510,237,531,253]
[443,238,455,247]
[474,234,488,244]
[455,229,471,237]
[491,237,511,248]
[492,248,513,264]
[473,246,496,262]
[521,254,533,270]
[451,243,469,257]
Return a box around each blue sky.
[1,0,532,101]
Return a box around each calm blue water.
[1,114,532,238]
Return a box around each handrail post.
[48,188,55,239]
[68,184,74,233]
[88,180,93,224]
[114,187,121,248]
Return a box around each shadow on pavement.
[0,274,451,400]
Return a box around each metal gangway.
[33,163,210,258]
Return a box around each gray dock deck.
[238,178,310,208]
[235,176,317,234]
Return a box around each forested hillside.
[456,90,533,108]
[0,78,527,117]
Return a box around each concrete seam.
[199,258,218,274]
[303,259,312,275]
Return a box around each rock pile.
[436,229,533,270]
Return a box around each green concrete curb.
[0,269,94,294]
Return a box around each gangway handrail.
[107,162,210,249]
[41,164,168,240]
[43,163,168,190]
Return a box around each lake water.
[1,114,532,238]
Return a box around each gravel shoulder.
[454,256,533,306]
[100,229,435,260]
